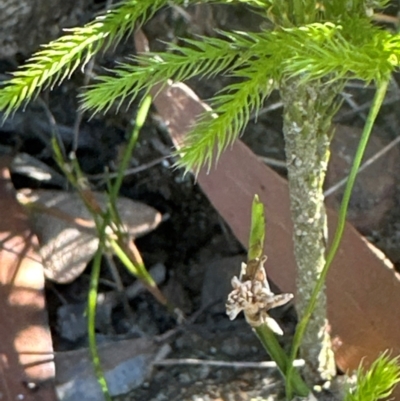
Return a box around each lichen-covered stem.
[280,78,341,384]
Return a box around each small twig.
[155,301,219,345]
[104,254,135,323]
[170,5,192,22]
[73,58,95,152]
[250,100,283,120]
[344,80,374,89]
[259,155,287,168]
[335,88,400,122]
[98,263,166,310]
[324,134,400,197]
[154,358,305,369]
[87,156,167,180]
[96,277,118,289]
[373,13,399,25]
[46,281,68,305]
[340,92,368,121]
[36,96,67,160]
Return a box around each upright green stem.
[255,325,310,397]
[285,79,390,398]
[109,95,152,204]
[281,78,342,386]
[88,235,111,401]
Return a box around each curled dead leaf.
[17,189,162,283]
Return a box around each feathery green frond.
[79,17,400,174]
[81,30,268,113]
[322,0,390,19]
[281,21,399,84]
[1,0,396,120]
[0,0,178,116]
[175,58,276,173]
[344,353,400,401]
[2,0,400,177]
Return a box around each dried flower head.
[226,256,293,334]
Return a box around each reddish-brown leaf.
[0,157,56,401]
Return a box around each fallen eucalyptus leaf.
[11,153,67,187]
[17,189,162,283]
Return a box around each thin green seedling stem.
[109,95,152,204]
[246,196,309,396]
[105,95,159,297]
[109,238,156,286]
[68,151,87,189]
[51,97,155,399]
[51,136,75,184]
[88,231,111,401]
[107,95,152,246]
[248,194,265,261]
[109,238,170,307]
[52,137,106,231]
[255,325,310,397]
[285,78,390,399]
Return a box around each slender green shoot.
[247,195,309,397]
[105,94,149,234]
[52,93,155,287]
[285,78,390,398]
[248,194,265,261]
[109,95,152,204]
[109,238,156,286]
[344,353,400,401]
[255,325,310,397]
[51,96,159,396]
[105,94,157,290]
[88,231,111,401]
[52,133,111,396]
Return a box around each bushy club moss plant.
[0,0,400,399]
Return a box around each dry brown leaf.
[0,158,56,401]
[17,189,162,283]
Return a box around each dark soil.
[2,2,400,401]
